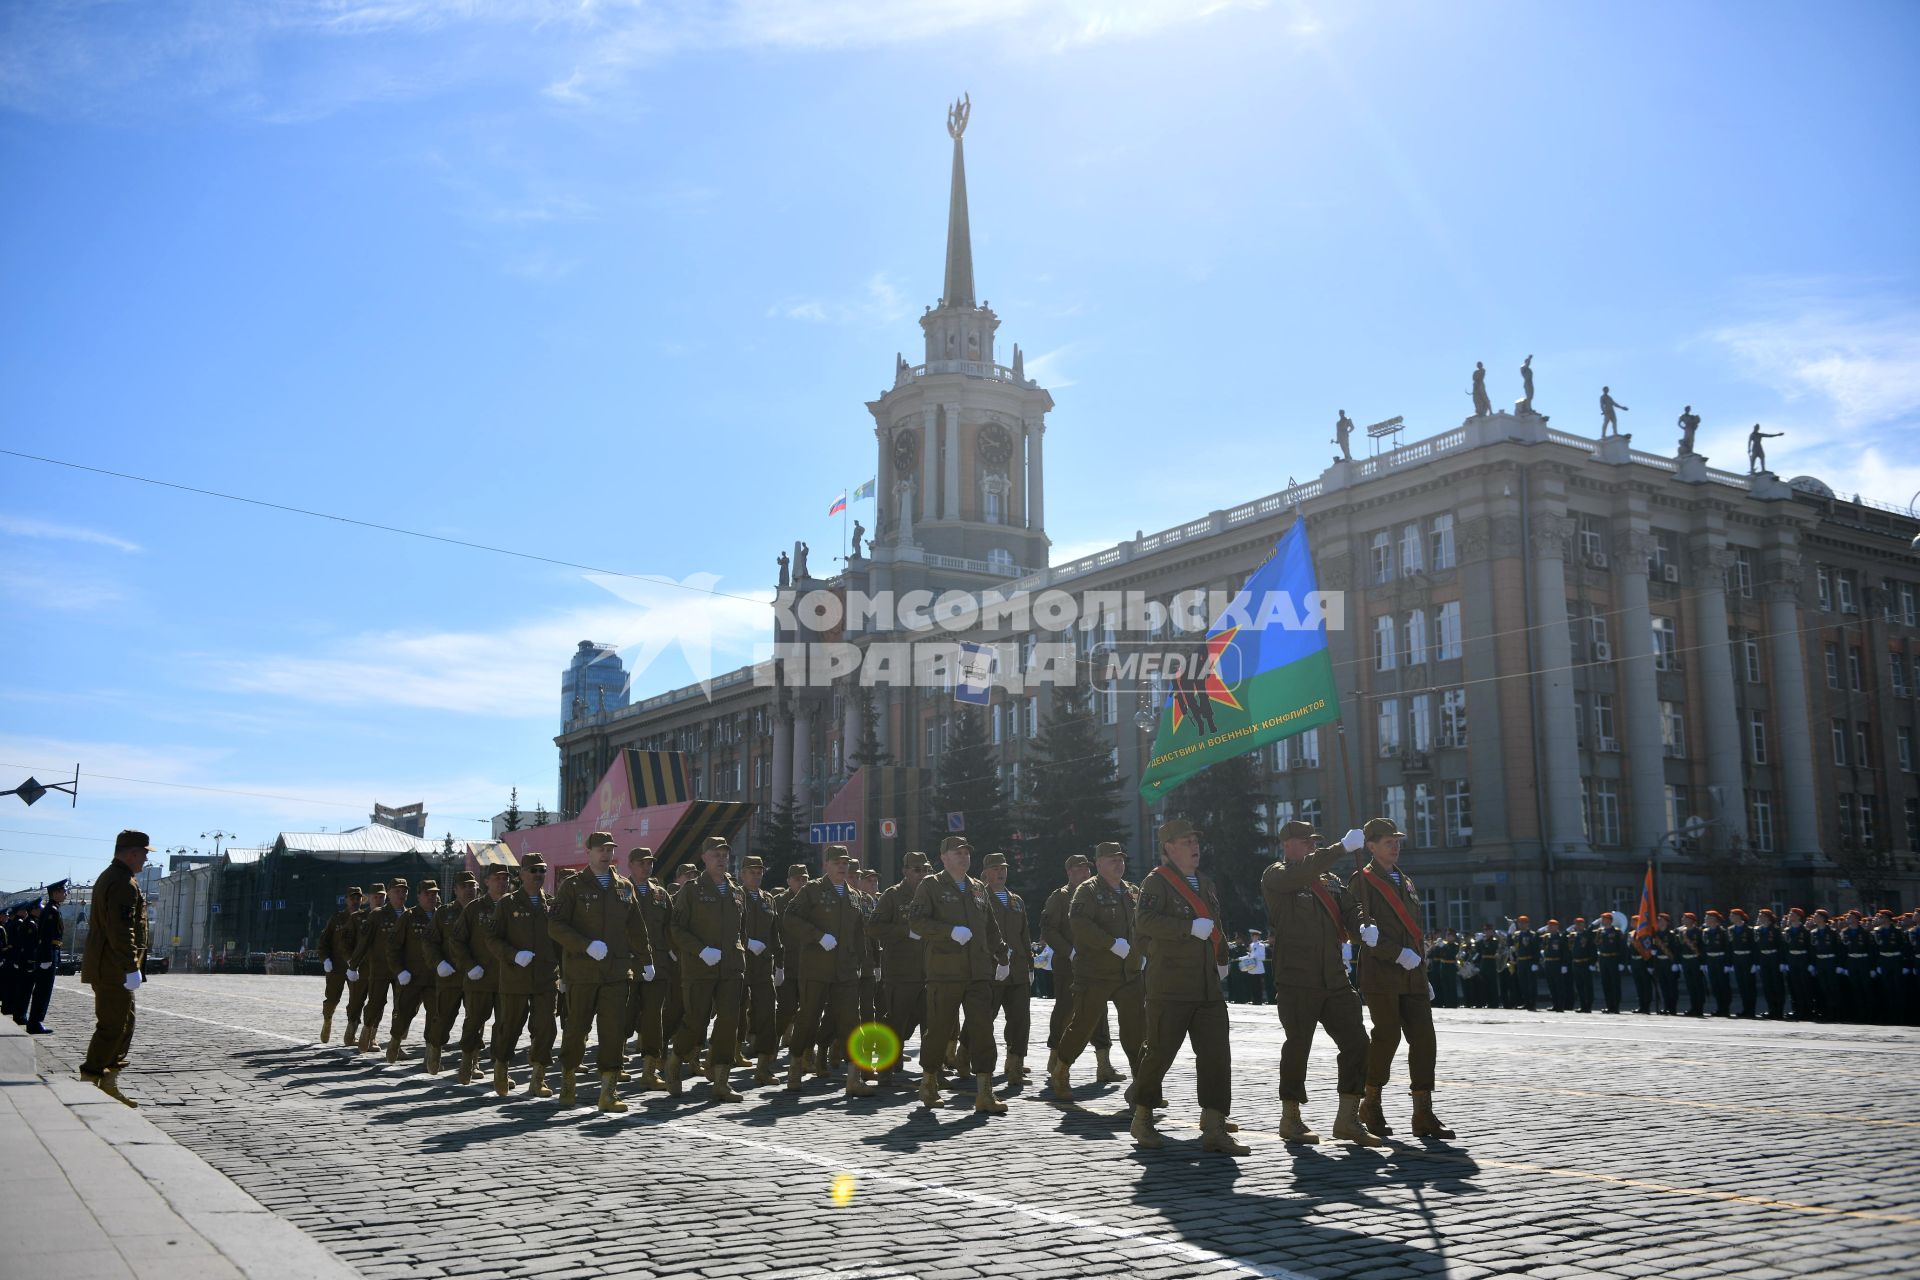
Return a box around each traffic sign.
[947,812,965,833]
[879,818,898,838]
[808,821,858,844]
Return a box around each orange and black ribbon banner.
[1307,882,1349,942]
[1153,865,1228,965]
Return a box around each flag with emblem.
[1632,862,1658,957]
[1138,519,1341,800]
[851,477,876,502]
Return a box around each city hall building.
[554,107,1920,924]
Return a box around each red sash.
[1307,882,1350,942]
[1154,866,1228,964]
[1359,868,1424,949]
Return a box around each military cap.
[370,882,387,893]
[114,829,153,852]
[742,855,765,870]
[522,854,547,872]
[627,846,655,863]
[1517,915,1532,924]
[1811,907,1830,918]
[586,831,615,850]
[418,879,440,894]
[1276,819,1320,842]
[846,859,864,872]
[452,872,476,886]
[390,876,409,886]
[702,835,730,852]
[824,844,852,862]
[1756,907,1776,917]
[938,835,971,855]
[1063,853,1090,870]
[787,862,810,877]
[1704,909,1723,920]
[1093,841,1126,861]
[1545,918,1559,926]
[485,865,510,880]
[1157,817,1200,844]
[1572,917,1587,925]
[982,852,1009,869]
[47,879,68,893]
[346,885,365,896]
[1730,907,1748,918]
[1362,816,1405,841]
[1656,911,1671,921]
[1681,912,1698,922]
[1787,905,1805,916]
[903,851,932,872]
[859,868,879,882]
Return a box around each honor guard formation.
[57,821,1920,1153]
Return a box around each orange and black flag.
[1632,862,1658,957]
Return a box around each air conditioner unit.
[1593,641,1613,661]
[1663,564,1680,583]
[1599,737,1619,752]
[1589,550,1609,569]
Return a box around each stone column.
[1764,553,1820,858]
[943,403,962,519]
[1028,419,1045,533]
[1689,541,1748,846]
[876,424,893,542]
[791,706,813,815]
[1616,529,1670,852]
[1530,514,1589,852]
[842,686,862,769]
[771,706,792,810]
[922,407,939,522]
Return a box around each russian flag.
[827,492,847,516]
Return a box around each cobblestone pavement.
[31,977,1920,1280]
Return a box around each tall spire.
[942,93,975,309]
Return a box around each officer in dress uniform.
[868,852,932,1087]
[1260,819,1377,1146]
[1839,911,1875,1022]
[1428,931,1462,1008]
[1594,914,1627,1014]
[1809,909,1843,1020]
[548,832,651,1112]
[1041,854,1120,1084]
[908,836,1011,1115]
[1567,919,1596,1013]
[1049,842,1147,1103]
[1868,909,1902,1024]
[1676,912,1708,1016]
[425,873,475,1073]
[1471,924,1502,1008]
[1782,907,1817,1019]
[624,848,681,1092]
[316,887,364,1044]
[490,855,559,1098]
[1351,817,1455,1139]
[1653,913,1682,1014]
[1129,818,1247,1155]
[23,879,68,1035]
[1508,916,1541,1011]
[1751,907,1786,1019]
[79,831,151,1108]
[669,835,749,1102]
[739,855,781,1085]
[451,867,507,1082]
[981,852,1033,1088]
[1728,908,1761,1018]
[1539,920,1570,1012]
[1700,910,1734,1016]
[0,903,24,1023]
[782,845,874,1097]
[384,879,444,1063]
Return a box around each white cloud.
[502,246,584,280]
[0,515,141,553]
[1704,300,1920,430]
[0,567,126,611]
[766,271,913,328]
[1023,341,1080,388]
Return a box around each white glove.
[1779,964,1788,973]
[1218,964,1230,980]
[774,967,786,987]
[1189,918,1214,940]
[1342,827,1365,852]
[347,969,361,983]
[1560,966,1569,975]
[819,933,838,952]
[585,940,609,961]
[1359,924,1380,947]
[1750,965,1760,975]
[38,961,51,969]
[1110,938,1131,960]
[557,978,567,993]
[747,938,767,956]
[1428,981,1436,1001]
[1837,966,1848,977]
[908,929,921,941]
[323,959,334,974]
[642,964,656,982]
[875,965,883,982]
[397,970,412,986]
[699,946,722,967]
[124,970,143,991]
[466,965,484,981]
[1396,947,1420,971]
[994,963,1010,981]
[951,925,973,945]
[514,950,534,968]
[436,961,455,978]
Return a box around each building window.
[1593,695,1617,751]
[1574,693,1588,749]
[1371,530,1394,585]
[1443,780,1472,847]
[1410,693,1432,752]
[1856,723,1871,769]
[1848,648,1863,691]
[1578,516,1605,562]
[1665,785,1690,842]
[1594,781,1621,846]
[1898,727,1912,772]
[991,704,1003,744]
[1434,601,1463,661]
[988,547,1013,571]
[1651,616,1677,671]
[1381,784,1407,834]
[1405,609,1428,666]
[1661,701,1686,758]
[1374,615,1397,671]
[1649,533,1674,577]
[1430,514,1456,570]
[1446,887,1472,935]
[1907,798,1920,848]
[1895,655,1910,697]
[1377,698,1401,757]
[1748,710,1768,764]
[1590,611,1610,657]
[1733,549,1754,597]
[1414,783,1438,849]
[1300,797,1323,830]
[1817,565,1833,611]
[1838,793,1856,844]
[1026,696,1038,737]
[1836,570,1857,615]
[984,487,1004,524]
[1903,583,1917,627]
[1298,728,1321,768]
[1273,738,1290,771]
[1860,795,1877,846]
[1832,719,1848,766]
[1439,688,1468,748]
[1825,644,1841,689]
[1743,632,1762,684]
[1750,792,1775,854]
[1102,679,1118,726]
[1400,523,1424,576]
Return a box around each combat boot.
[1095,1045,1125,1083]
[385,1039,401,1065]
[1410,1091,1455,1139]
[710,1063,743,1102]
[424,1045,442,1075]
[1200,1108,1250,1156]
[635,1055,663,1091]
[786,1057,806,1092]
[663,1049,683,1097]
[1006,1058,1027,1087]
[343,1020,359,1052]
[357,1023,376,1054]
[528,1063,552,1098]
[754,1055,777,1086]
[845,1070,877,1099]
[493,1061,510,1096]
[95,1070,138,1109]
[1049,1058,1073,1101]
[559,1065,578,1105]
[1129,1105,1164,1149]
[320,1011,334,1044]
[1332,1094,1384,1147]
[917,1073,941,1108]
[597,1071,628,1113]
[1279,1101,1321,1144]
[458,1049,477,1085]
[1360,1085,1393,1138]
[972,1073,1007,1115]
[734,1048,754,1067]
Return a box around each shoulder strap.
[1358,868,1424,948]
[1152,866,1227,963]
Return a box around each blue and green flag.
[1138,519,1343,800]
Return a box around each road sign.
[947,812,965,833]
[955,641,994,706]
[808,821,858,845]
[879,818,898,838]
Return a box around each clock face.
[893,429,919,471]
[979,422,1013,468]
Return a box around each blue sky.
[3,0,1917,889]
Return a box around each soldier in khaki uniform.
[452,867,508,1081]
[1351,817,1455,1139]
[670,835,749,1101]
[909,835,1010,1114]
[79,830,151,1107]
[1259,819,1378,1145]
[857,866,884,1025]
[549,832,652,1111]
[1131,819,1247,1154]
[1050,842,1147,1102]
[1042,854,1120,1083]
[981,852,1033,1087]
[316,887,364,1044]
[739,854,781,1084]
[384,879,445,1063]
[424,873,474,1074]
[868,852,932,1086]
[490,855,559,1097]
[773,862,808,1046]
[624,847,681,1091]
[341,885,384,1053]
[350,877,408,1054]
[781,845,874,1097]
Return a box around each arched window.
[988,547,1014,573]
